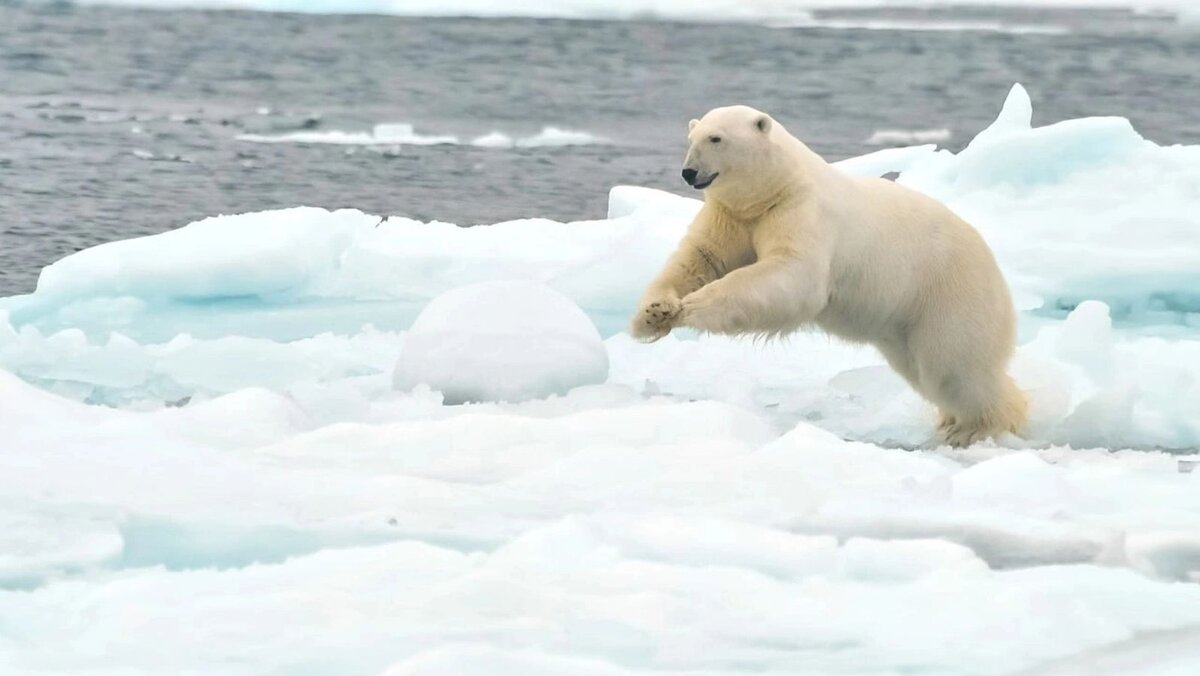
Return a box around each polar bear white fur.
[630,105,1026,447]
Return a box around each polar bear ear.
[755,115,772,133]
[688,119,700,132]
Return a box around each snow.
[3,83,1200,672]
[393,281,609,404]
[1,372,1199,674]
[239,124,606,148]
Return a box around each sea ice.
[0,364,1198,674]
[2,82,1200,672]
[393,281,609,404]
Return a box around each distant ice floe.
[72,0,819,22]
[469,127,608,148]
[774,17,1071,35]
[238,123,457,146]
[865,128,953,146]
[4,81,1200,673]
[238,123,607,148]
[69,0,1200,24]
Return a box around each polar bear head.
[681,105,779,198]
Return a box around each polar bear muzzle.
[681,167,719,190]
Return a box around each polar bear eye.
[708,135,722,144]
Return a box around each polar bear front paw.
[630,297,682,342]
[680,287,734,334]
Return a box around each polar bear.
[630,105,1026,447]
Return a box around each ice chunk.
[865,128,952,146]
[903,84,1149,191]
[1053,299,1115,375]
[33,207,373,303]
[393,281,609,404]
[1,188,689,345]
[240,124,606,148]
[1014,302,1200,449]
[973,82,1034,141]
[605,185,700,221]
[469,127,608,148]
[831,143,940,177]
[512,127,606,147]
[238,123,458,145]
[891,84,1200,323]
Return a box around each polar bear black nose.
[681,168,698,185]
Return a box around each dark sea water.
[2,2,1199,295]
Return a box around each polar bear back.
[789,154,1013,351]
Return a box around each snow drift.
[393,281,609,403]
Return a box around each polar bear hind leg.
[879,336,1022,447]
[923,360,1027,448]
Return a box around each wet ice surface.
[2,82,1200,673]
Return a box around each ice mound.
[239,124,606,148]
[32,207,366,302]
[393,281,608,404]
[903,83,1147,190]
